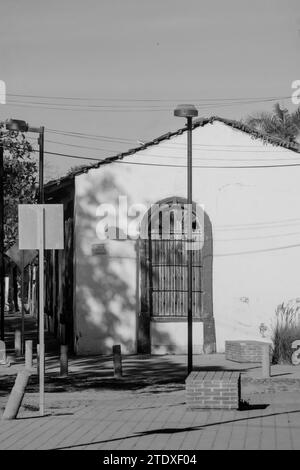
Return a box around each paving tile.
[274,411,293,450]
[260,413,277,450]
[21,417,76,450]
[80,420,127,450]
[3,417,63,450]
[2,369,300,450]
[38,417,88,450]
[228,427,248,449]
[57,418,103,450]
[0,418,35,448]
[212,413,234,451]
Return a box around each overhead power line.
[43,127,299,152]
[24,134,300,163]
[7,96,290,108]
[6,93,292,102]
[25,131,300,162]
[30,149,300,169]
[4,138,300,169]
[4,96,291,113]
[41,139,299,156]
[46,128,134,143]
[28,141,300,163]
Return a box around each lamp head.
[174,104,198,118]
[6,119,29,132]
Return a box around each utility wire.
[22,131,300,163]
[42,128,299,152]
[42,141,300,157]
[5,96,291,113]
[47,129,134,141]
[26,136,300,162]
[7,96,289,108]
[29,148,300,169]
[6,92,291,103]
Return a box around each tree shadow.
[16,412,74,420]
[53,408,300,450]
[74,172,175,355]
[0,354,188,393]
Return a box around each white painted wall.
[151,322,203,355]
[74,120,300,354]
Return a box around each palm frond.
[246,103,300,144]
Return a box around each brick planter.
[225,340,272,363]
[186,371,241,410]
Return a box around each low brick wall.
[186,371,241,410]
[225,340,271,363]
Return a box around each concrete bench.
[186,371,241,410]
[225,340,272,363]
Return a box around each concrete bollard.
[113,344,122,378]
[60,345,68,377]
[14,330,21,357]
[25,340,33,370]
[0,339,6,364]
[2,369,31,420]
[262,343,271,378]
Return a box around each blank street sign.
[18,203,64,417]
[18,204,64,250]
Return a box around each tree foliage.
[245,103,300,145]
[1,125,37,251]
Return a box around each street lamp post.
[174,104,198,374]
[38,127,45,204]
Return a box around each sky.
[0,0,300,179]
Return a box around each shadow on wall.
[75,172,174,355]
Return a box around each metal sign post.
[18,204,64,417]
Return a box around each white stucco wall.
[74,120,300,355]
[151,322,204,355]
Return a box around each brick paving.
[1,386,300,450]
[1,314,300,450]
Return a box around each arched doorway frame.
[137,196,216,354]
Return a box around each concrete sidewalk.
[2,314,300,450]
[1,352,300,449]
[1,386,300,450]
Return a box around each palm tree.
[245,103,300,145]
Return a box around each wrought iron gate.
[141,238,203,319]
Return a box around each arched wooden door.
[138,197,204,353]
[149,238,203,318]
